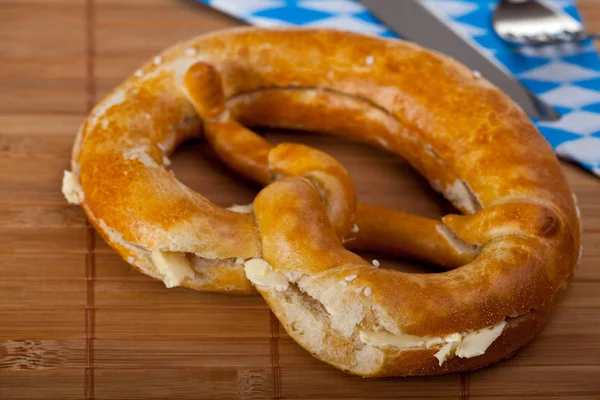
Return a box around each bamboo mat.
[1,0,599,398]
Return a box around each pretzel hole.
[168,138,260,203]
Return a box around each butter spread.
[151,250,194,288]
[434,342,458,366]
[359,320,506,366]
[455,320,506,358]
[359,330,429,348]
[244,258,289,292]
[62,171,84,204]
[227,203,253,214]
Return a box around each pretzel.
[62,28,581,377]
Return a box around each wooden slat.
[94,339,270,369]
[0,181,70,204]
[494,308,600,367]
[573,256,600,281]
[0,204,86,228]
[0,1,86,114]
[94,367,273,400]
[94,309,271,340]
[0,157,69,181]
[0,226,87,254]
[0,339,86,369]
[0,280,85,309]
[279,363,460,399]
[94,280,268,310]
[559,282,600,307]
[0,310,84,340]
[0,114,83,157]
[2,253,85,277]
[0,369,85,400]
[469,365,600,397]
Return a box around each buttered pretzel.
[63,28,581,377]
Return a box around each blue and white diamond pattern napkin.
[199,0,600,177]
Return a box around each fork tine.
[523,35,543,45]
[492,0,594,46]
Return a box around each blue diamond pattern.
[563,5,582,20]
[572,76,600,91]
[253,6,333,24]
[454,10,489,29]
[538,127,582,147]
[564,52,600,72]
[520,79,561,94]
[472,34,501,50]
[583,103,600,114]
[198,0,600,177]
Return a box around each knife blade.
[359,0,560,121]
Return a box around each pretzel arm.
[348,204,477,269]
[183,61,475,268]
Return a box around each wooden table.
[1,1,598,398]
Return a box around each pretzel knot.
[62,28,581,377]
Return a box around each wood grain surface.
[1,0,599,398]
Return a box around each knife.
[359,0,560,121]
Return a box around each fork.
[492,0,600,45]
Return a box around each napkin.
[198,0,600,177]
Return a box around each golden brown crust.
[377,303,555,377]
[64,27,580,376]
